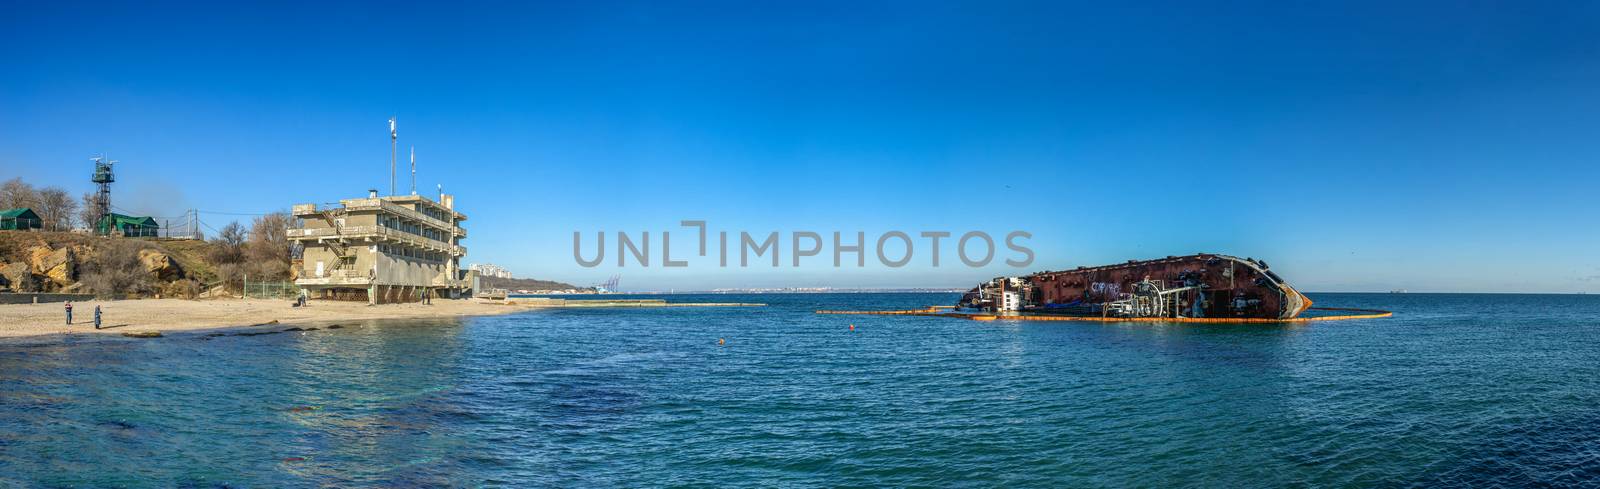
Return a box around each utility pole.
[389,117,397,196]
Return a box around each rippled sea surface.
[3,293,1599,487]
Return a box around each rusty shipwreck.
[959,253,1313,320]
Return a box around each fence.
[243,281,303,299]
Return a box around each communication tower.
[90,155,116,235]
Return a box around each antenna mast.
[388,117,397,197]
[410,146,417,195]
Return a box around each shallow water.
[2,293,1598,487]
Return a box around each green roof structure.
[97,213,160,237]
[0,208,42,230]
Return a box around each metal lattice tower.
[90,156,116,236]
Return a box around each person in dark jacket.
[94,305,102,330]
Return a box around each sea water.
[2,293,1598,487]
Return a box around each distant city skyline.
[3,1,1598,293]
[468,263,514,279]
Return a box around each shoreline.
[0,298,545,340]
[0,297,767,341]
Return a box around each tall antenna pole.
[389,117,397,197]
[410,146,416,195]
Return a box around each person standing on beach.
[64,301,72,325]
[94,305,102,330]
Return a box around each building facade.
[289,190,475,304]
[468,263,513,279]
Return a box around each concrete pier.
[504,298,764,308]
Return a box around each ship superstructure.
[960,253,1312,320]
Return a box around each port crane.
[592,275,621,293]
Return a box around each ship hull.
[960,254,1312,320]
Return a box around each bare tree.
[208,221,246,264]
[206,221,252,291]
[0,178,38,210]
[34,187,77,231]
[80,192,103,232]
[246,212,293,280]
[220,221,247,247]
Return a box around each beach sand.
[0,298,537,339]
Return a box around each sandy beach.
[0,298,538,339]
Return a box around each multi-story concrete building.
[468,263,513,279]
[289,190,475,304]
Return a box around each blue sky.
[3,1,1598,292]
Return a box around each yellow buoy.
[718,338,725,345]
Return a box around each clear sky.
[3,1,1598,292]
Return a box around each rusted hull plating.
[960,254,1313,320]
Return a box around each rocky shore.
[0,231,199,297]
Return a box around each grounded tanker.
[959,253,1313,320]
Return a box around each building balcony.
[341,199,460,234]
[289,226,466,256]
[294,200,464,237]
[296,268,472,290]
[296,272,373,287]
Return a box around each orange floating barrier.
[816,306,1391,323]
